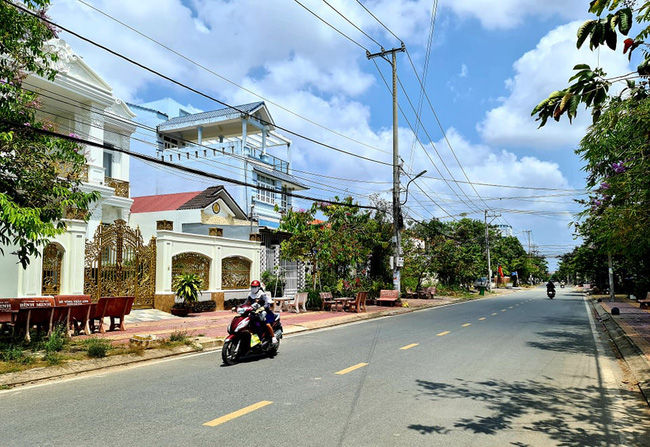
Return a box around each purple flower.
[600,182,610,190]
[612,162,627,174]
[24,122,30,127]
[69,133,79,139]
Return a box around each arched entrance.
[84,219,156,308]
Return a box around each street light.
[400,170,427,206]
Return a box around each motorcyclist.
[546,280,556,292]
[245,280,277,345]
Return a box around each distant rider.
[245,280,278,345]
[546,280,556,292]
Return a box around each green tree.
[1,0,99,267]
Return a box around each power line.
[294,0,368,51]
[321,0,384,49]
[8,0,392,168]
[3,118,381,210]
[354,0,401,43]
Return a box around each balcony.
[245,146,289,173]
[105,177,130,198]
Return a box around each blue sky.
[47,0,635,269]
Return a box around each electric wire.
[7,0,393,168]
[321,0,384,49]
[294,0,368,51]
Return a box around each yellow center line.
[437,331,450,336]
[204,401,273,427]
[462,323,471,327]
[491,313,498,316]
[335,363,368,375]
[400,343,419,350]
[478,317,486,321]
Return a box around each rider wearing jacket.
[546,280,556,291]
[245,280,278,345]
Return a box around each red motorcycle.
[222,303,283,365]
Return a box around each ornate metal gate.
[84,219,156,308]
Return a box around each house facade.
[127,98,308,229]
[0,39,137,299]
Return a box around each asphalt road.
[3,287,650,446]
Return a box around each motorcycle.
[547,289,556,299]
[222,303,283,365]
[560,283,565,288]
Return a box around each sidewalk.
[589,293,650,405]
[1,295,466,388]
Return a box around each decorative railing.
[105,177,130,198]
[55,162,89,182]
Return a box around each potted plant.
[171,273,204,317]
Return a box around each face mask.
[251,286,260,294]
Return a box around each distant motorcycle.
[547,289,556,299]
[560,282,565,288]
[222,303,283,365]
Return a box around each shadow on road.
[409,378,650,445]
[525,316,596,356]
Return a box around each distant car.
[474,277,488,288]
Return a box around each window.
[163,135,179,150]
[281,186,290,211]
[103,151,113,178]
[256,174,276,204]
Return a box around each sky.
[45,0,635,270]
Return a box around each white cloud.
[477,22,633,150]
[441,0,586,30]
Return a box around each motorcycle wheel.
[222,339,240,365]
[268,338,280,357]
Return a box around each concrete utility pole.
[484,210,501,291]
[367,44,405,292]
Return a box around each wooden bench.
[376,289,399,307]
[319,292,337,311]
[639,292,650,309]
[53,295,92,337]
[286,292,308,313]
[89,296,135,333]
[8,297,56,342]
[344,291,368,313]
[418,286,436,299]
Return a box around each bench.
[89,296,135,333]
[639,292,650,309]
[52,295,92,337]
[7,297,56,342]
[418,286,436,299]
[376,289,399,307]
[344,291,368,313]
[320,292,337,311]
[286,292,308,313]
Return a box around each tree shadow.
[525,316,596,356]
[409,378,650,445]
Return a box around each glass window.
[103,151,113,178]
[256,174,275,205]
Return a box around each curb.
[589,297,650,406]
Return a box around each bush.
[303,289,322,310]
[44,351,61,365]
[169,330,189,343]
[1,344,30,364]
[84,338,112,358]
[44,325,67,353]
[262,270,284,297]
[192,300,217,313]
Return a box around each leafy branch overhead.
[532,0,650,126]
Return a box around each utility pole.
[484,210,500,291]
[524,230,532,256]
[367,44,405,292]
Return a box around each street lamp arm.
[400,170,427,206]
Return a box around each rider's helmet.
[250,280,261,295]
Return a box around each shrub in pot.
[171,273,203,317]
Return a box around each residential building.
[127,98,308,229]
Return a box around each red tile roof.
[131,191,202,213]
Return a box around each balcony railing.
[105,177,130,198]
[245,146,289,173]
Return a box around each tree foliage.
[1,0,99,267]
[532,0,650,126]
